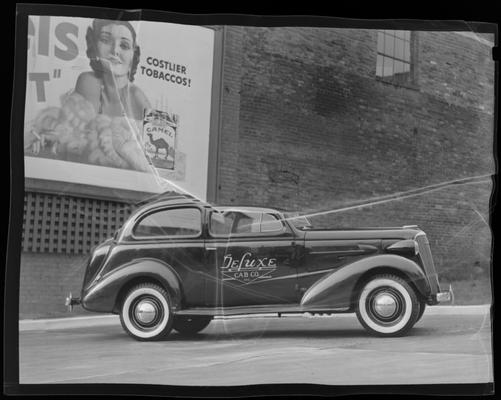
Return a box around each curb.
[19,315,120,332]
[418,304,492,315]
[19,304,491,332]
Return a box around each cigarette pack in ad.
[143,109,177,170]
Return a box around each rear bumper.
[64,293,81,311]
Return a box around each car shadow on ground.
[51,323,446,342]
[166,326,444,341]
[169,329,369,341]
[65,328,369,342]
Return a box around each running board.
[175,304,350,316]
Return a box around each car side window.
[133,208,202,238]
[234,212,261,233]
[210,211,234,235]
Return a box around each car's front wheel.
[356,274,420,337]
[120,283,173,341]
[173,315,213,335]
[415,301,426,323]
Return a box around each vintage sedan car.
[66,195,452,341]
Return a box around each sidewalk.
[19,304,492,332]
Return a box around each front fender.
[300,254,430,309]
[81,258,182,313]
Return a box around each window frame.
[131,206,203,240]
[208,210,288,238]
[375,29,418,88]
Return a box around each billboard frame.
[16,4,223,203]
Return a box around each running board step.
[175,305,350,316]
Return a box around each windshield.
[284,212,313,230]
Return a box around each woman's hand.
[24,107,61,154]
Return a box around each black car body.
[67,195,452,340]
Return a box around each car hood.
[303,227,421,241]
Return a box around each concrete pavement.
[19,306,493,385]
[19,304,492,331]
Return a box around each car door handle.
[205,247,217,251]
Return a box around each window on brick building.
[376,30,415,86]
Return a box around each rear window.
[133,208,202,238]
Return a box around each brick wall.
[19,252,93,319]
[216,26,245,203]
[218,27,494,279]
[419,31,495,113]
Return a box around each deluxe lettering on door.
[221,252,277,283]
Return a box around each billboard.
[23,16,215,200]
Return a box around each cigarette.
[31,129,41,140]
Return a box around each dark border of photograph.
[6,2,498,397]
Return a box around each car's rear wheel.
[173,315,213,335]
[356,274,420,337]
[120,283,173,341]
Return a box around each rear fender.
[300,254,430,309]
[81,258,182,313]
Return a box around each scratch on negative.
[289,174,492,221]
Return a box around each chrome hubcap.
[134,300,157,324]
[373,293,398,318]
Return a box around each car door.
[205,210,299,307]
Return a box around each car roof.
[213,206,281,214]
[131,195,206,214]
[135,193,203,206]
[134,195,282,215]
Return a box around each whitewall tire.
[120,283,173,341]
[356,274,420,337]
[415,301,426,323]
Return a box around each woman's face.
[96,24,134,77]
